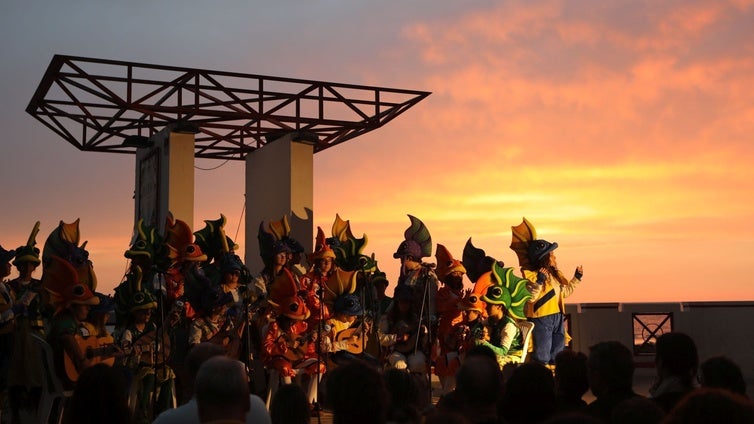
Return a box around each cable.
[194,159,230,171]
[234,194,246,242]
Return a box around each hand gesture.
[574,266,584,280]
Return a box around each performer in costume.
[511,218,583,367]
[327,293,377,368]
[299,227,334,330]
[458,290,487,355]
[7,222,48,422]
[327,214,383,359]
[255,221,293,291]
[433,244,468,394]
[372,270,392,319]
[163,215,209,320]
[393,215,438,322]
[0,244,21,424]
[43,256,101,389]
[262,268,324,407]
[377,285,427,373]
[473,263,532,368]
[266,215,308,279]
[113,267,175,424]
[187,285,238,352]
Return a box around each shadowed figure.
[661,388,754,424]
[650,332,698,413]
[584,341,643,423]
[499,362,556,424]
[554,349,589,414]
[325,359,389,424]
[270,383,310,424]
[699,355,747,397]
[63,363,132,424]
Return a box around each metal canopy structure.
[26,55,431,160]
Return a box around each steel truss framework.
[26,55,431,160]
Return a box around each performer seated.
[459,292,487,356]
[378,286,427,374]
[263,268,324,407]
[44,257,101,390]
[327,294,377,368]
[188,286,241,357]
[113,269,175,423]
[472,265,532,369]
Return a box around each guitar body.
[278,332,314,363]
[138,329,171,364]
[207,316,247,359]
[336,326,368,355]
[64,335,116,382]
[392,320,422,355]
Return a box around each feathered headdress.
[113,265,158,325]
[194,214,239,261]
[165,214,207,264]
[435,244,466,281]
[479,263,532,320]
[309,227,336,263]
[125,218,169,273]
[268,215,305,254]
[42,219,97,291]
[257,219,295,266]
[267,268,310,320]
[42,255,99,315]
[393,215,432,260]
[462,238,500,284]
[13,221,41,266]
[0,244,16,265]
[322,267,359,310]
[329,215,375,272]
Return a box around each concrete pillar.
[134,125,195,234]
[244,133,314,273]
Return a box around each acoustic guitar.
[208,316,247,359]
[335,320,370,355]
[63,335,117,382]
[277,332,316,363]
[392,320,425,355]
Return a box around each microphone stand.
[151,271,167,420]
[313,272,326,423]
[414,264,434,403]
[243,287,254,385]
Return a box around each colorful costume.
[187,285,236,349]
[262,269,323,405]
[299,227,335,330]
[6,222,48,421]
[377,285,427,373]
[393,215,438,331]
[433,244,467,391]
[474,263,532,368]
[114,267,175,424]
[511,218,582,365]
[43,255,101,389]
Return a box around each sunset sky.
[1,1,753,303]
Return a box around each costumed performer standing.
[510,218,583,367]
[433,244,468,394]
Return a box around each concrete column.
[244,133,314,273]
[134,125,195,234]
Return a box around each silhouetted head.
[587,341,634,397]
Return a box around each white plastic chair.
[516,321,535,364]
[30,333,71,424]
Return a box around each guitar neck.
[86,344,117,359]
